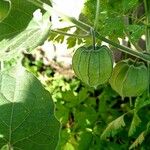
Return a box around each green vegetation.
[1,0,150,149]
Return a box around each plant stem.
[50,29,90,38]
[91,28,96,50]
[95,32,150,61]
[144,0,150,96]
[129,97,133,107]
[94,0,100,30]
[28,0,150,62]
[91,0,100,50]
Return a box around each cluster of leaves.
[0,1,60,149]
[0,64,60,149]
[0,0,51,61]
[23,54,150,149]
[1,0,150,149]
[50,0,145,50]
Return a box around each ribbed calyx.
[72,45,113,87]
[109,59,148,97]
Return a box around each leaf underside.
[0,0,51,61]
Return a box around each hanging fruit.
[109,59,148,97]
[72,45,113,87]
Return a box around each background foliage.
[1,0,150,149]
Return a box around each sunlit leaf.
[128,112,141,136]
[101,114,126,139]
[0,1,51,61]
[129,131,145,149]
[0,65,60,149]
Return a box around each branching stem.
[28,0,150,62]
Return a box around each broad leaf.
[0,11,50,60]
[0,1,37,40]
[0,0,51,61]
[0,65,60,149]
[0,0,50,40]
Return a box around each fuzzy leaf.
[128,112,141,136]
[101,114,126,139]
[129,131,145,150]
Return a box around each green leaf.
[64,142,75,150]
[103,16,124,38]
[49,26,72,44]
[126,25,145,43]
[0,0,50,40]
[56,129,70,150]
[0,1,51,61]
[62,91,76,102]
[0,0,11,22]
[0,65,60,149]
[0,1,37,40]
[128,112,141,136]
[74,106,97,128]
[129,131,145,150]
[77,88,89,104]
[101,114,126,139]
[122,0,138,13]
[67,37,77,49]
[55,103,70,124]
[134,96,150,112]
[77,131,92,150]
[0,12,50,61]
